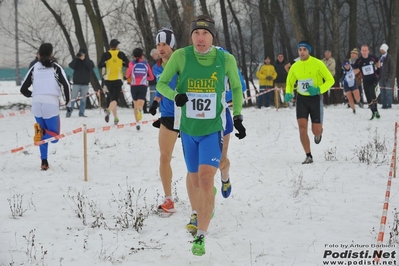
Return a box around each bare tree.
[331,0,340,76]
[312,0,321,57]
[287,0,311,42]
[198,0,210,16]
[149,0,160,31]
[161,0,186,46]
[219,0,232,53]
[274,1,294,61]
[388,0,399,87]
[347,0,358,55]
[131,0,155,57]
[226,0,252,105]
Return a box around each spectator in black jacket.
[379,43,394,109]
[67,48,94,117]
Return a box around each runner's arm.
[225,53,243,116]
[156,49,184,100]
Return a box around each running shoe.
[137,108,143,121]
[353,109,356,114]
[186,213,198,236]
[314,135,322,144]
[302,156,313,164]
[41,159,49,171]
[157,198,176,216]
[136,125,141,131]
[221,178,232,198]
[370,112,376,120]
[375,111,380,119]
[192,234,205,256]
[104,109,110,123]
[114,118,119,125]
[34,123,43,143]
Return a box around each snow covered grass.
[0,81,398,265]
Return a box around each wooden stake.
[83,124,88,181]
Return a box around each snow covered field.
[0,81,398,265]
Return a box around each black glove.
[266,76,273,81]
[233,115,246,139]
[66,107,72,113]
[175,93,189,107]
[149,101,159,116]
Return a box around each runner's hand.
[284,93,293,102]
[233,115,246,139]
[307,86,320,96]
[175,93,188,107]
[149,101,159,116]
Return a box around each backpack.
[130,61,149,85]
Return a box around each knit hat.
[380,43,389,52]
[350,48,358,55]
[297,41,312,53]
[156,28,176,49]
[190,15,216,38]
[342,60,350,67]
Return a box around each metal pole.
[15,0,21,86]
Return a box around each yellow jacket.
[256,64,277,86]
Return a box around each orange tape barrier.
[0,117,159,156]
[374,122,398,261]
[376,122,398,244]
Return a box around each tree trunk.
[149,0,160,31]
[180,0,195,46]
[133,0,155,58]
[389,0,399,90]
[274,1,294,61]
[312,0,321,57]
[219,0,232,53]
[258,0,268,58]
[161,0,186,46]
[287,0,311,42]
[226,0,252,105]
[198,0,209,16]
[266,1,276,58]
[348,0,358,57]
[332,0,340,76]
[258,1,275,59]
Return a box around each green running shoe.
[192,234,205,256]
[375,111,380,119]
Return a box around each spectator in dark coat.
[66,48,94,117]
[379,43,394,109]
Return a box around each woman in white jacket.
[20,43,71,170]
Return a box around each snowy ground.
[0,81,398,266]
